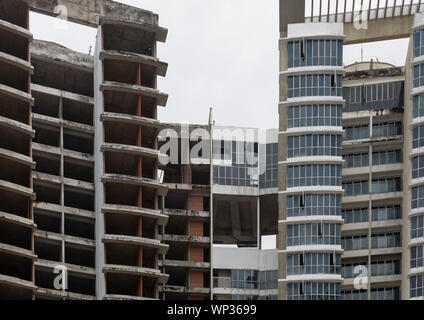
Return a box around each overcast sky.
[28,1,411,249]
[29,0,410,130]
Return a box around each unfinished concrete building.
[157,124,279,300]
[0,0,170,300]
[159,124,212,300]
[0,0,35,300]
[0,0,279,301]
[93,5,169,301]
[31,39,95,300]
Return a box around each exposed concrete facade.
[0,0,35,300]
[0,0,170,300]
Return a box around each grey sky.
[28,1,411,250]
[29,1,410,130]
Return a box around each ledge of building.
[102,294,157,301]
[34,230,95,249]
[102,204,168,226]
[163,208,210,220]
[0,18,32,39]
[102,264,169,283]
[100,50,168,76]
[0,51,33,73]
[31,39,94,72]
[31,83,94,105]
[34,202,95,220]
[34,259,95,278]
[0,179,35,200]
[100,112,161,129]
[0,242,37,260]
[102,234,169,255]
[161,234,210,246]
[0,147,35,168]
[100,81,168,107]
[161,285,210,295]
[101,143,162,159]
[102,174,168,196]
[0,274,36,291]
[160,259,211,271]
[35,287,95,300]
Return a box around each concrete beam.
[100,50,168,77]
[34,229,95,248]
[0,211,37,229]
[34,202,95,220]
[101,143,161,159]
[32,142,94,164]
[101,173,168,196]
[0,147,35,168]
[0,274,36,291]
[100,81,168,107]
[25,0,157,26]
[100,112,161,129]
[102,294,156,301]
[102,234,168,255]
[36,287,95,300]
[161,285,210,295]
[0,84,34,105]
[161,259,210,271]
[162,208,210,220]
[344,15,413,45]
[0,18,32,39]
[0,243,37,260]
[31,83,94,105]
[102,264,169,283]
[33,171,95,193]
[102,204,168,226]
[0,115,34,137]
[0,179,35,199]
[32,113,94,137]
[0,51,33,73]
[161,234,210,246]
[35,258,95,277]
[31,39,93,72]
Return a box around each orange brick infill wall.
[189,271,204,288]
[189,196,203,211]
[189,221,204,237]
[189,246,204,262]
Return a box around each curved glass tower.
[278,23,345,300]
[409,13,424,300]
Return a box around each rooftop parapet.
[25,0,164,32]
[31,39,94,71]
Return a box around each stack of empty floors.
[0,0,36,300]
[30,40,96,300]
[162,168,211,300]
[94,14,170,300]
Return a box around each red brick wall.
[189,196,203,211]
[189,246,204,262]
[189,271,204,288]
[189,221,203,237]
